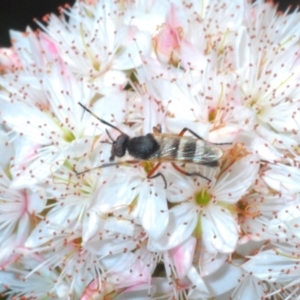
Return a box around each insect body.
[146,133,223,166]
[77,102,224,187]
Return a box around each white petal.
[8,30,33,66]
[112,29,152,70]
[187,266,210,296]
[202,205,239,253]
[103,216,135,236]
[203,262,243,297]
[101,253,151,284]
[148,203,197,251]
[15,214,30,244]
[166,171,192,203]
[235,131,282,162]
[180,40,209,71]
[243,249,299,282]
[262,163,300,193]
[268,204,300,239]
[0,101,61,144]
[138,181,168,240]
[92,170,140,215]
[124,3,168,33]
[88,92,127,131]
[25,205,82,248]
[101,70,128,91]
[230,274,265,300]
[115,288,152,300]
[0,48,20,71]
[87,234,136,257]
[214,154,259,204]
[236,240,267,256]
[169,236,196,279]
[0,130,12,167]
[10,145,65,188]
[26,188,47,214]
[259,102,300,132]
[82,211,103,244]
[200,251,228,277]
[0,270,16,287]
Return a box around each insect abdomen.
[150,135,222,165]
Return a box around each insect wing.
[149,134,223,164]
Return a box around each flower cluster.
[0,0,300,299]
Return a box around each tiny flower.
[243,246,300,297]
[0,48,21,73]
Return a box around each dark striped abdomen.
[148,134,223,165]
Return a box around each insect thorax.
[127,134,160,160]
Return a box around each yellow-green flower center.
[63,130,76,142]
[194,189,211,206]
[208,109,217,122]
[143,161,154,174]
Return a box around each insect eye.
[114,135,129,157]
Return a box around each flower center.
[143,161,154,174]
[72,237,83,248]
[208,108,217,122]
[63,130,76,142]
[194,189,211,206]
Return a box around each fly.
[75,102,225,188]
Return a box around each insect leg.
[171,163,211,182]
[179,128,204,139]
[178,128,230,145]
[147,162,167,189]
[74,160,139,175]
[78,102,124,134]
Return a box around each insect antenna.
[100,129,115,146]
[78,102,124,134]
[105,129,114,142]
[101,141,112,145]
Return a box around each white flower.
[0,130,47,266]
[262,163,300,193]
[243,246,300,298]
[0,72,129,188]
[1,0,300,299]
[0,255,74,299]
[149,149,259,254]
[35,1,153,93]
[0,48,21,73]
